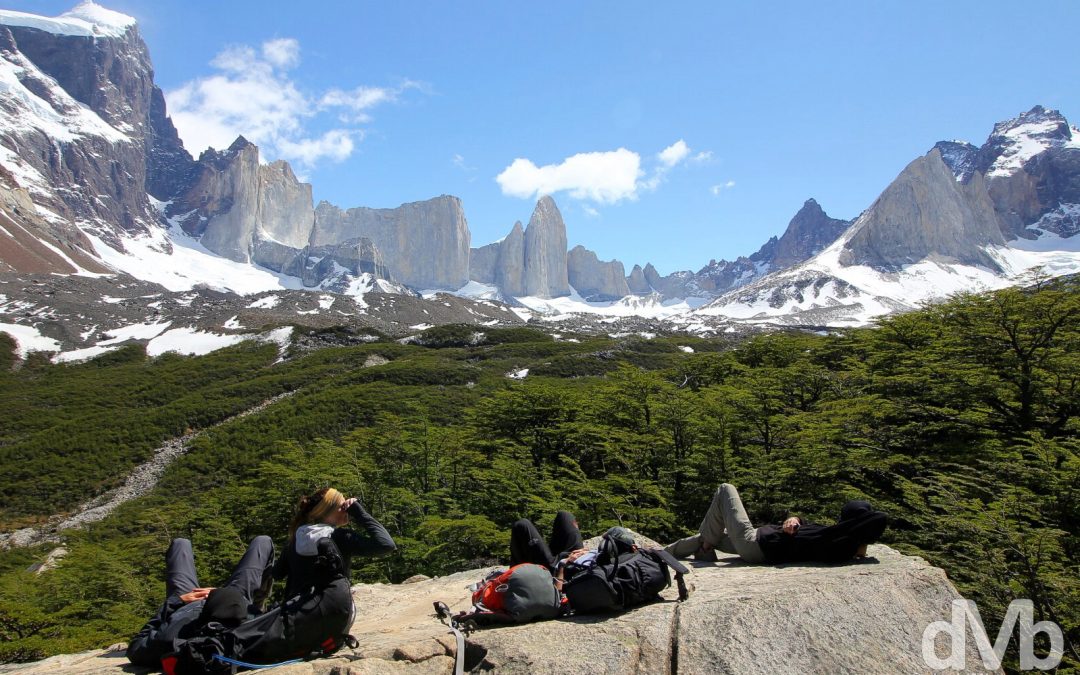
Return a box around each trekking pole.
[434,601,466,675]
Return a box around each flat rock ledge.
[0,545,997,674]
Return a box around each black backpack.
[564,545,689,614]
[163,538,356,674]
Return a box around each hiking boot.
[694,545,718,562]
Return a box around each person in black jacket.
[665,483,887,564]
[273,487,396,600]
[127,536,274,667]
[508,511,585,571]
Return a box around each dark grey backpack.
[564,542,689,614]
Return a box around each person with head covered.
[666,483,888,564]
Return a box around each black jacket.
[126,596,206,666]
[273,501,396,600]
[756,501,887,564]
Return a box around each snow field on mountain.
[84,226,305,295]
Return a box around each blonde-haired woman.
[273,487,396,600]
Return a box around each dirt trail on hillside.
[0,391,297,550]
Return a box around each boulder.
[4,544,996,674]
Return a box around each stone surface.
[522,196,570,298]
[468,242,499,285]
[495,222,527,297]
[567,245,629,301]
[312,196,470,290]
[840,149,1006,270]
[1,544,998,674]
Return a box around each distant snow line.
[0,390,298,550]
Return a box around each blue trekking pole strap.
[211,653,304,669]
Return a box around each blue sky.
[10,1,1080,274]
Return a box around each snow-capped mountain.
[696,106,1080,326]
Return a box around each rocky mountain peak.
[840,148,1005,270]
[933,140,979,182]
[770,197,851,269]
[567,245,629,301]
[977,105,1078,179]
[523,196,570,298]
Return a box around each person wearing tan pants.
[666,483,767,563]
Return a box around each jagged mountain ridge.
[0,3,1078,348]
[0,2,863,309]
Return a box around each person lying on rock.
[665,483,887,564]
[274,487,396,600]
[127,536,274,667]
[509,512,640,588]
[509,510,586,573]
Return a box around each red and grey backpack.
[450,563,565,628]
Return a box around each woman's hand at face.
[782,517,801,536]
[341,497,358,511]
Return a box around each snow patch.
[246,295,281,309]
[0,3,136,38]
[54,344,118,363]
[146,327,247,357]
[0,322,60,357]
[84,225,304,295]
[98,321,171,345]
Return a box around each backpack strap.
[647,548,691,602]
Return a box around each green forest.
[0,279,1077,671]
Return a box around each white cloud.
[496,149,642,204]
[582,205,600,218]
[496,139,712,207]
[642,139,709,191]
[658,139,690,167]
[166,38,417,170]
[320,81,421,123]
[261,38,300,69]
[277,130,355,166]
[710,180,736,195]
